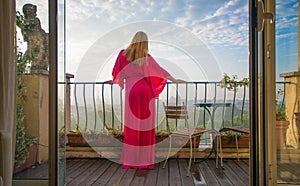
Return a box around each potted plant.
[67,127,124,147]
[219,130,249,148]
[156,129,202,148]
[14,105,37,174]
[14,55,38,174]
[275,89,289,149]
[14,12,38,174]
[14,52,37,174]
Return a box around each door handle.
[257,1,274,32]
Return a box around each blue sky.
[17,0,298,81]
[276,0,298,78]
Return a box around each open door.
[251,0,300,185]
[250,0,277,185]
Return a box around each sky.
[16,0,298,82]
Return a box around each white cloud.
[276,16,298,30]
[15,0,297,80]
[276,1,298,18]
[276,32,297,40]
[175,0,248,50]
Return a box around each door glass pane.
[58,0,66,184]
[14,0,49,180]
[275,0,300,184]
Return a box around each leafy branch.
[219,73,249,91]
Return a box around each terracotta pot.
[66,133,87,146]
[156,135,201,148]
[276,120,289,149]
[67,133,124,147]
[14,143,37,174]
[67,133,200,148]
[218,134,250,148]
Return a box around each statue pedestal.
[20,73,49,163]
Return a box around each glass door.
[14,0,50,182]
[275,0,300,184]
[13,0,65,185]
[252,0,300,185]
[250,0,277,185]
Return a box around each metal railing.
[60,80,295,133]
[67,81,251,132]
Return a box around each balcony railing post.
[66,73,74,133]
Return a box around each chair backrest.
[163,102,188,132]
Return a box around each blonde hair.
[123,31,149,66]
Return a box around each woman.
[109,31,185,170]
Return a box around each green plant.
[156,130,170,136]
[219,73,249,91]
[15,11,37,166]
[69,127,124,139]
[221,131,242,139]
[276,109,287,121]
[220,131,242,144]
[15,101,37,166]
[276,89,287,121]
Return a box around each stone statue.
[22,3,49,73]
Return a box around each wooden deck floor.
[65,158,249,186]
[13,156,300,185]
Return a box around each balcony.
[13,78,300,185]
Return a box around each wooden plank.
[241,159,249,166]
[197,161,219,185]
[77,159,112,186]
[67,146,248,153]
[91,162,120,185]
[168,159,182,185]
[66,146,250,159]
[105,164,127,186]
[156,162,169,186]
[66,159,82,171]
[13,161,48,179]
[221,160,247,186]
[144,164,159,186]
[278,162,300,183]
[66,151,102,159]
[66,159,100,185]
[15,158,253,185]
[220,148,249,153]
[190,160,205,183]
[226,160,249,184]
[119,168,136,186]
[130,173,146,186]
[235,159,250,174]
[178,159,194,185]
[206,160,232,186]
[66,159,89,175]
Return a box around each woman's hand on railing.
[172,79,186,83]
[104,80,114,84]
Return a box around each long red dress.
[112,50,170,169]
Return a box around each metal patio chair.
[162,102,222,176]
